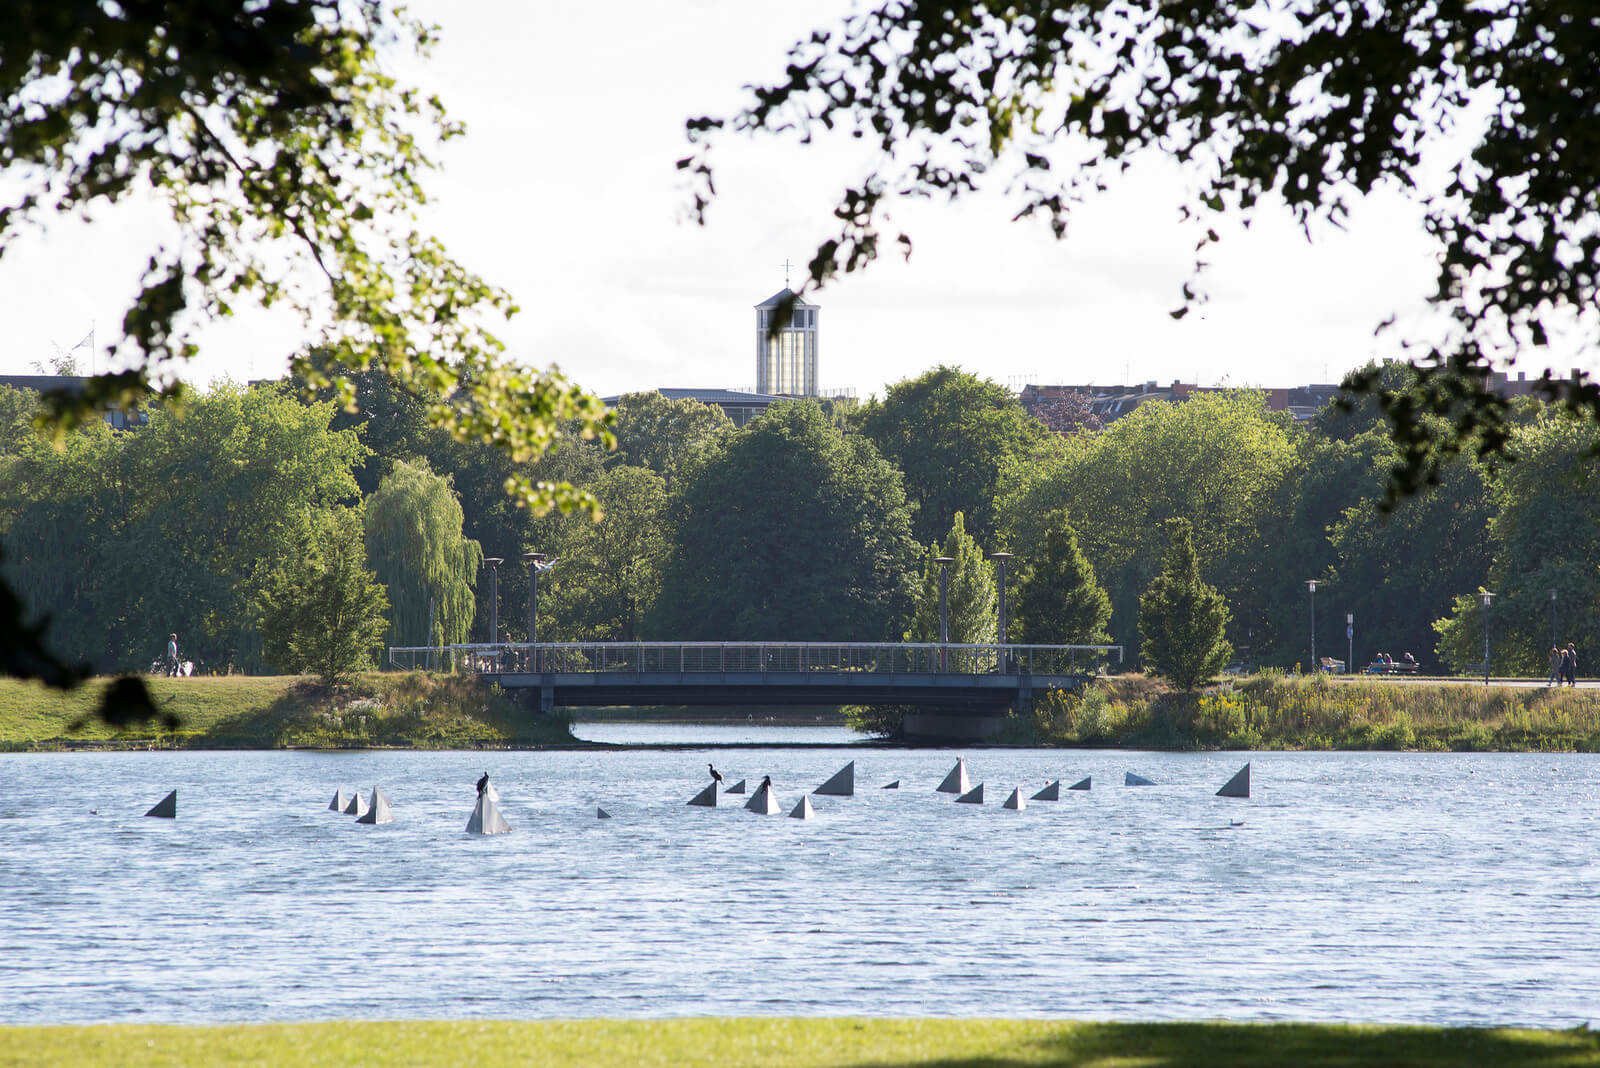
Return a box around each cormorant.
[707,764,724,785]
[760,775,772,791]
[476,771,490,797]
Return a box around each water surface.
[1,742,1596,1027]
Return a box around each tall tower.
[754,288,818,396]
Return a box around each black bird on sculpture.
[760,775,772,791]
[708,764,724,786]
[476,772,490,797]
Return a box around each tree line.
[2,360,1594,683]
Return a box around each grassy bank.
[1023,672,1600,751]
[2,1018,1597,1067]
[0,673,575,751]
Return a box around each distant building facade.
[754,288,818,397]
[600,387,790,429]
[1020,365,1561,429]
[0,374,148,431]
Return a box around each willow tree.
[905,512,997,647]
[363,460,480,650]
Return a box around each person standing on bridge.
[1549,646,1563,687]
[1565,642,1579,687]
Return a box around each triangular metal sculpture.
[881,781,900,790]
[789,796,814,820]
[144,790,177,819]
[955,783,984,804]
[936,758,971,794]
[814,761,854,796]
[1216,763,1251,799]
[357,787,394,825]
[1125,772,1156,786]
[343,792,368,817]
[1069,776,1092,791]
[725,779,747,794]
[745,783,781,814]
[466,792,511,835]
[1003,788,1025,810]
[686,782,717,807]
[328,790,348,812]
[1031,780,1061,801]
[596,808,611,820]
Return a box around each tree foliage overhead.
[1,3,612,696]
[685,0,1600,498]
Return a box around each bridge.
[388,641,1122,739]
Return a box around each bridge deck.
[390,641,1121,714]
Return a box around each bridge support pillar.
[540,682,555,715]
[1011,678,1034,716]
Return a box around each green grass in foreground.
[2,1018,1597,1068]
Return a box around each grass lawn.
[0,673,574,749]
[2,1018,1598,1067]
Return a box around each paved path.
[1330,674,1598,689]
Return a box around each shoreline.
[6,671,1600,753]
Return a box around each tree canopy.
[905,512,996,646]
[685,0,1600,498]
[859,366,1046,546]
[650,401,918,641]
[1,2,611,702]
[1139,519,1233,690]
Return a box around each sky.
[2,0,1595,400]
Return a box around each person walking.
[166,633,180,677]
[1548,646,1563,687]
[1565,642,1579,687]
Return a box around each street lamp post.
[989,551,1014,673]
[935,556,954,672]
[1306,579,1318,674]
[1480,589,1495,685]
[484,557,503,652]
[521,551,545,639]
[1347,612,1354,678]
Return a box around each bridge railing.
[386,641,1122,676]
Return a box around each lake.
[2,730,1597,1027]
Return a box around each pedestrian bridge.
[387,641,1121,725]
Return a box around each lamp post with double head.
[935,556,954,672]
[521,551,545,671]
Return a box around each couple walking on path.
[1548,643,1579,687]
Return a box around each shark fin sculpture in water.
[466,792,512,835]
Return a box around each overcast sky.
[2,0,1594,399]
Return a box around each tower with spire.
[755,265,818,397]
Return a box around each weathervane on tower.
[781,258,795,288]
